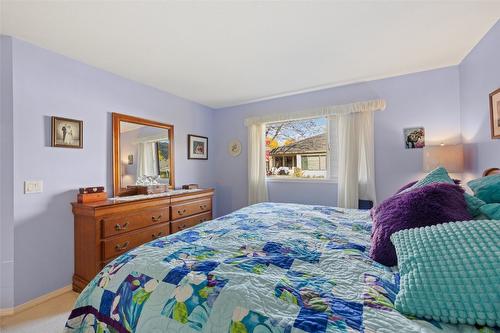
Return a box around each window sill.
[265,177,338,184]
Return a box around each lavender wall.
[460,20,500,176]
[7,36,215,306]
[213,67,462,216]
[0,35,15,309]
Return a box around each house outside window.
[265,117,331,179]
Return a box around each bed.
[64,202,489,333]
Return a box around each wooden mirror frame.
[112,112,175,196]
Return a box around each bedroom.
[0,1,499,332]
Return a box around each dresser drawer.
[171,211,212,233]
[100,207,170,238]
[171,198,211,219]
[102,223,170,260]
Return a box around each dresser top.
[71,188,214,209]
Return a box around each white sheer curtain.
[336,111,376,208]
[245,99,384,207]
[137,142,159,178]
[247,123,268,204]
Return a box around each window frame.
[264,116,336,182]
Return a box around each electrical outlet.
[24,180,43,194]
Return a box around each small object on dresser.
[182,184,199,190]
[77,191,107,203]
[78,186,105,194]
[128,184,168,195]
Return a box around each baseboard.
[0,284,72,317]
[0,307,14,316]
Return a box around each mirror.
[112,113,174,196]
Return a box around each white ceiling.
[1,1,499,109]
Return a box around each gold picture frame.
[51,116,83,148]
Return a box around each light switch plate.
[24,180,43,194]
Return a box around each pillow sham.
[404,166,453,190]
[479,203,500,220]
[396,178,460,194]
[391,220,499,327]
[468,174,500,204]
[404,167,484,216]
[370,182,472,266]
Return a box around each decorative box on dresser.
[71,188,214,292]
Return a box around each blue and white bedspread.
[65,203,488,333]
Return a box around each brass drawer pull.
[151,215,162,222]
[114,221,129,231]
[152,231,164,239]
[178,224,187,230]
[177,209,187,216]
[199,204,208,210]
[200,218,207,222]
[115,241,129,252]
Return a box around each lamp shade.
[423,144,464,173]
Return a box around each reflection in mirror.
[120,121,171,187]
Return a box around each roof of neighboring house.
[270,134,327,155]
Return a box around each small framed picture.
[403,127,425,149]
[51,116,83,148]
[188,134,208,160]
[490,88,500,139]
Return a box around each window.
[265,117,331,179]
[301,155,326,171]
[156,139,171,179]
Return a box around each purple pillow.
[396,179,461,194]
[370,182,472,266]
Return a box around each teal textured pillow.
[410,167,454,188]
[468,174,500,203]
[391,220,499,327]
[480,203,500,219]
[408,167,484,216]
[463,193,486,217]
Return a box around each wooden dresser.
[71,188,214,292]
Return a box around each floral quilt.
[64,203,491,333]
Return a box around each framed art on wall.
[403,127,425,149]
[51,116,83,148]
[188,134,208,160]
[490,88,500,139]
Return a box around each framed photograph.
[403,127,425,149]
[188,134,208,160]
[51,116,83,148]
[490,88,500,139]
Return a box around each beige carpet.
[0,291,78,333]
